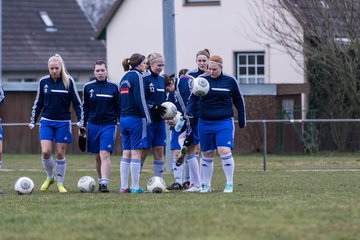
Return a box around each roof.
[95,0,125,40]
[3,0,106,72]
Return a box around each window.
[7,77,37,82]
[39,11,57,32]
[184,0,220,6]
[235,52,265,84]
[282,99,294,120]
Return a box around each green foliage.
[1,153,360,239]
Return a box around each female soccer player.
[82,60,120,193]
[193,55,246,193]
[164,70,191,190]
[119,53,150,193]
[29,54,83,193]
[141,53,167,177]
[181,48,211,192]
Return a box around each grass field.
[1,153,360,240]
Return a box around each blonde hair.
[146,53,163,69]
[48,54,70,89]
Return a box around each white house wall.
[106,0,304,85]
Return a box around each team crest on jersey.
[89,89,94,98]
[120,87,129,94]
[44,84,48,93]
[149,83,155,93]
[120,80,130,94]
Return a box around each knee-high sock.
[186,154,201,188]
[183,160,190,183]
[153,159,164,177]
[42,156,54,179]
[200,155,214,186]
[172,159,183,184]
[55,158,66,185]
[120,158,131,190]
[131,158,141,189]
[221,153,234,185]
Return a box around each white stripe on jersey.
[96,94,114,98]
[51,90,69,93]
[211,88,230,92]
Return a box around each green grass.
[1,153,360,240]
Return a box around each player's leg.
[54,121,72,193]
[98,124,117,192]
[152,121,166,177]
[215,118,235,193]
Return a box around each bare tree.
[249,0,360,151]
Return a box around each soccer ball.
[147,176,166,193]
[160,101,177,120]
[15,177,34,195]
[192,77,210,96]
[77,176,96,193]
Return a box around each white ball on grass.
[15,177,34,195]
[77,176,96,193]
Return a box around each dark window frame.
[234,51,266,84]
[184,0,220,6]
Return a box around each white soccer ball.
[147,176,166,193]
[77,176,96,193]
[15,177,34,195]
[160,101,177,120]
[192,77,210,97]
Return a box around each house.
[0,0,106,154]
[95,0,309,153]
[3,0,106,85]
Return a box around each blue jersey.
[119,69,151,124]
[166,76,192,131]
[166,76,191,115]
[191,72,246,126]
[30,75,83,124]
[143,70,166,122]
[83,79,120,127]
[185,68,206,117]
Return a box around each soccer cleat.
[100,184,110,193]
[183,186,201,193]
[57,184,67,193]
[199,184,212,193]
[0,189,4,194]
[223,184,233,193]
[130,187,145,194]
[182,181,191,189]
[167,182,183,190]
[118,187,130,193]
[40,177,55,192]
[176,146,187,167]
